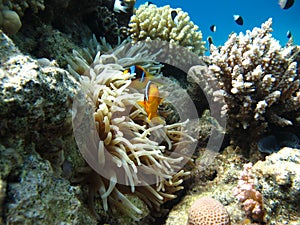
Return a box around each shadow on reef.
[161,63,209,117]
[10,0,133,67]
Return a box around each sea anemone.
[69,40,197,220]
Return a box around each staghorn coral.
[208,18,300,149]
[70,41,197,220]
[129,3,205,55]
[233,163,265,222]
[187,196,230,225]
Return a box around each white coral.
[129,3,205,55]
[208,18,300,146]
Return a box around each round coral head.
[188,197,230,225]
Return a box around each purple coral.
[233,163,265,222]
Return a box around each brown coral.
[187,197,230,225]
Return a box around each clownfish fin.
[137,101,145,108]
[158,97,164,104]
[151,116,166,125]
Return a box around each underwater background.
[1,0,300,224]
[136,0,300,48]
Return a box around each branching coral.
[70,41,197,220]
[208,18,300,149]
[129,3,206,55]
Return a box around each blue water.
[135,0,300,50]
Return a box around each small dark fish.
[207,36,214,46]
[279,0,294,9]
[210,25,216,32]
[146,1,153,5]
[287,30,292,38]
[233,15,243,25]
[171,10,179,25]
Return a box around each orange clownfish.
[123,65,155,90]
[138,81,163,121]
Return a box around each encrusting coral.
[233,163,265,222]
[129,3,206,55]
[69,41,197,220]
[208,18,300,149]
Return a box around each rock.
[252,147,300,224]
[0,29,82,173]
[4,148,96,225]
[0,29,97,224]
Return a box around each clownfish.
[123,65,155,90]
[138,81,163,121]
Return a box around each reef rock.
[0,30,98,224]
[252,147,300,224]
[2,144,96,225]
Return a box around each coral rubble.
[129,3,206,55]
[208,18,300,149]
